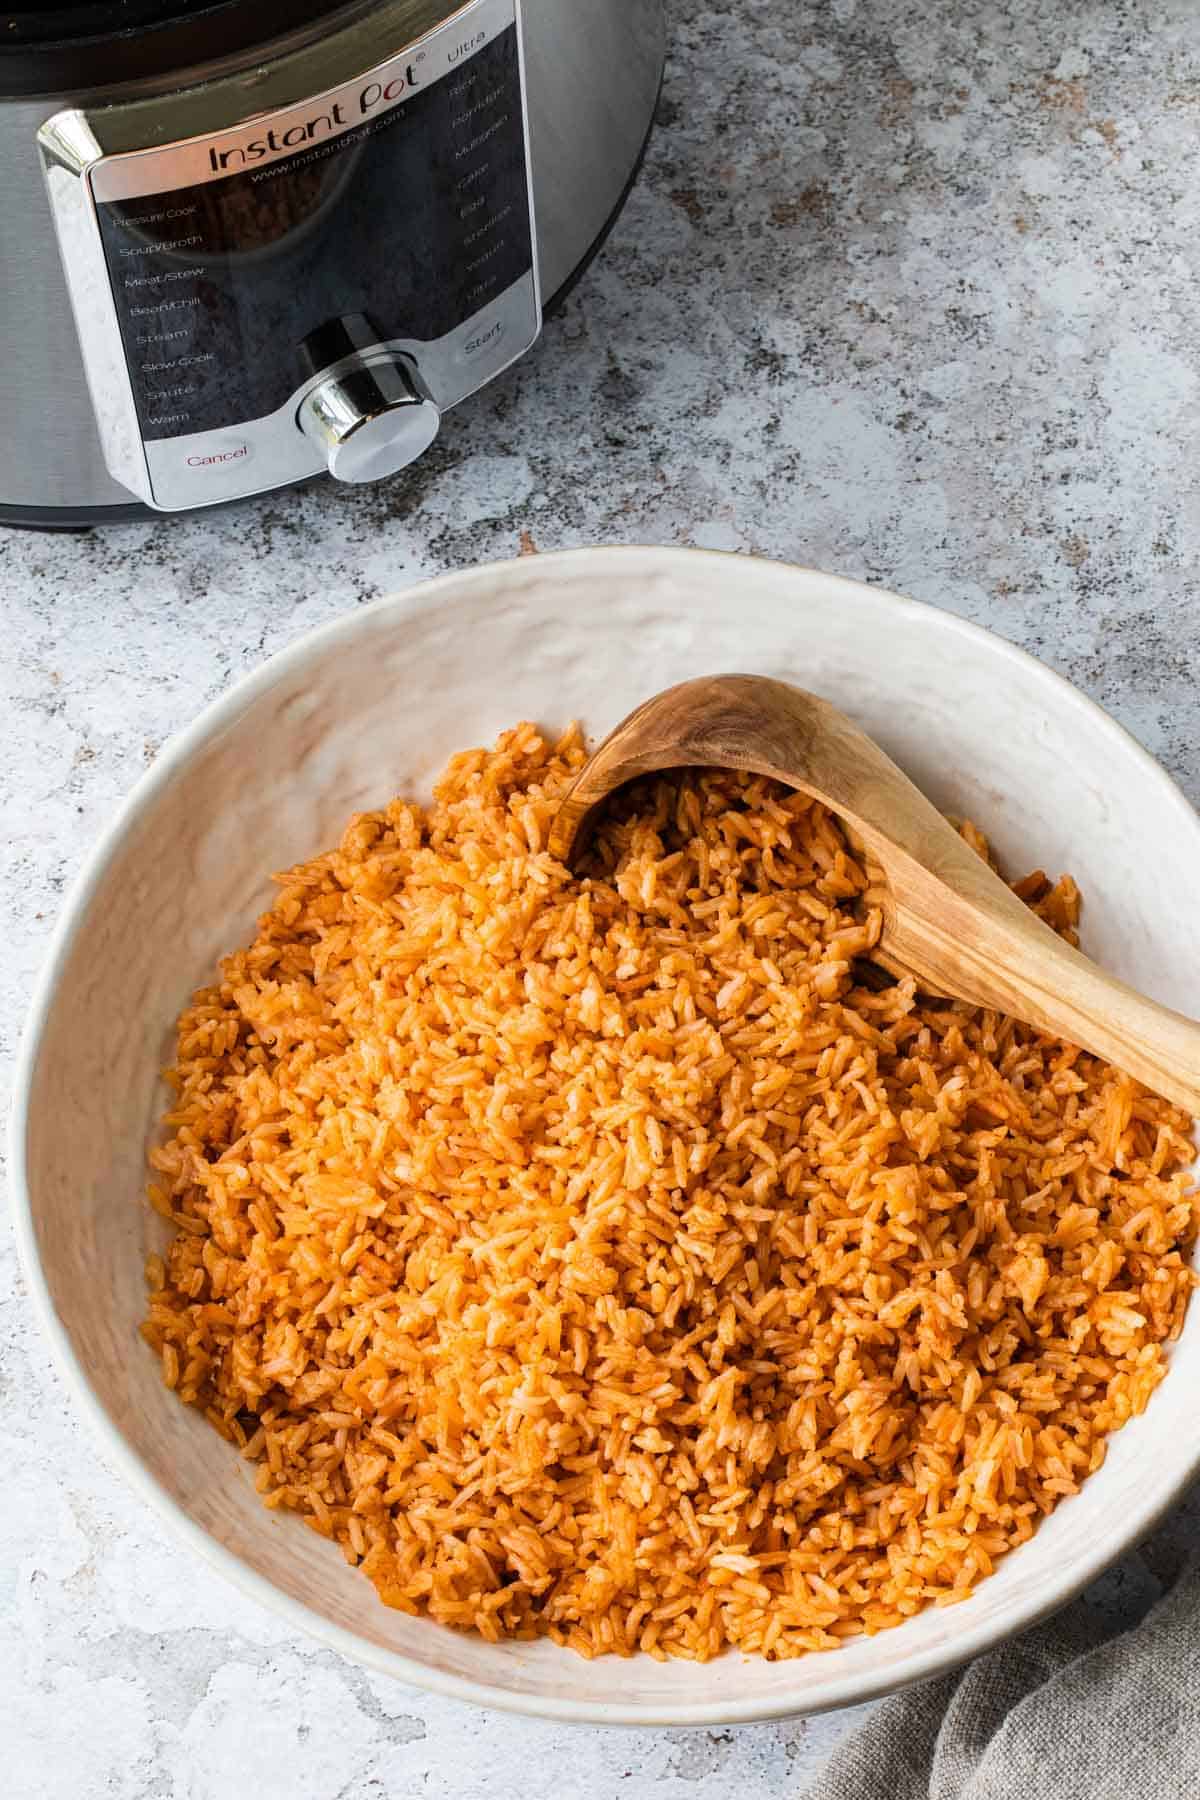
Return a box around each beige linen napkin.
[800,1525,1199,1800]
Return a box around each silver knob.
[298,355,440,484]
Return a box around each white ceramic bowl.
[13,546,1200,1725]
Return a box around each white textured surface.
[4,0,1200,1790]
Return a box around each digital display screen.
[93,24,531,441]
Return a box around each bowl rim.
[11,543,1200,1726]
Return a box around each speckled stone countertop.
[4,1,1200,1793]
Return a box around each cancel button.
[186,440,253,469]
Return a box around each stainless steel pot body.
[0,0,664,521]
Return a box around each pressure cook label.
[88,0,532,441]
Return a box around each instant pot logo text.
[206,67,421,172]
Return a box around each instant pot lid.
[0,0,370,94]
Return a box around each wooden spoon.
[548,673,1200,1115]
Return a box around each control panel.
[40,0,538,510]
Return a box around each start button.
[463,317,505,359]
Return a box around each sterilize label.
[87,0,533,443]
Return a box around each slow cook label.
[86,0,533,442]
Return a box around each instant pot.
[0,0,665,525]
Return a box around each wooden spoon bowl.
[548,674,1200,1114]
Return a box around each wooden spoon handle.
[883,852,1200,1114]
[791,689,1200,1114]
